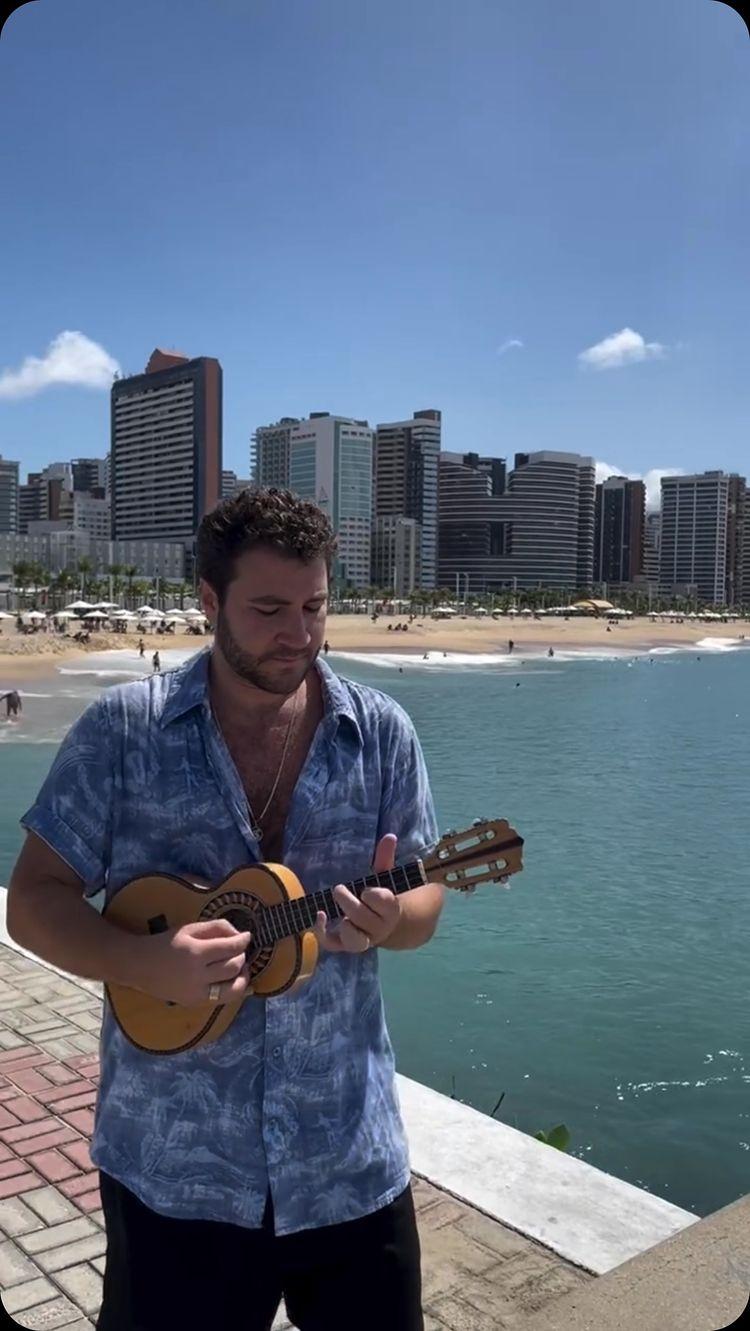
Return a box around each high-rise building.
[726,475,746,608]
[0,456,19,534]
[111,348,222,546]
[643,512,661,586]
[594,476,646,585]
[373,410,441,590]
[72,493,111,542]
[438,450,595,593]
[658,471,745,604]
[371,516,420,596]
[252,418,299,489]
[18,463,72,533]
[221,471,253,500]
[72,458,107,494]
[288,413,373,590]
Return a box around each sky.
[0,0,748,509]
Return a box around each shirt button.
[272,1046,281,1059]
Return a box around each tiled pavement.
[0,945,592,1329]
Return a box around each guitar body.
[103,864,319,1055]
[101,815,524,1057]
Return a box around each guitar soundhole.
[199,892,274,978]
[222,907,255,934]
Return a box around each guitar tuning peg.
[443,828,457,838]
[472,817,485,827]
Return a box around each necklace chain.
[251,686,301,839]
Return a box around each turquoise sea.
[1,638,748,1219]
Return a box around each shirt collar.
[159,648,363,748]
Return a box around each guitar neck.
[257,860,427,946]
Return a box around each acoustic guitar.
[103,816,524,1055]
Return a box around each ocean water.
[1,639,749,1218]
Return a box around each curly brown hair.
[196,487,338,603]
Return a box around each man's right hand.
[131,919,254,1007]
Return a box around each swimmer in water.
[1,689,22,719]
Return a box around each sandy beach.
[320,613,749,655]
[1,612,748,685]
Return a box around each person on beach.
[152,651,161,673]
[508,639,514,654]
[7,486,443,1331]
[323,639,330,655]
[1,689,22,719]
[138,638,145,658]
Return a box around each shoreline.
[1,614,748,687]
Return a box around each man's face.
[200,547,328,695]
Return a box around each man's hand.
[314,833,401,954]
[132,919,254,1006]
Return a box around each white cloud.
[579,327,665,371]
[0,331,121,400]
[497,338,524,356]
[596,460,685,511]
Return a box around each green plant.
[534,1124,571,1152]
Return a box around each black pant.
[96,1171,423,1331]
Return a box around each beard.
[214,612,317,695]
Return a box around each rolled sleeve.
[20,697,115,894]
[377,705,439,861]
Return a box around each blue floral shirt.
[21,649,438,1235]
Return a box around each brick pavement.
[0,945,591,1329]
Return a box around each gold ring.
[208,983,222,1002]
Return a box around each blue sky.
[0,0,748,506]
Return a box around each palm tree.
[77,557,93,600]
[107,563,124,605]
[28,562,48,609]
[51,569,73,612]
[131,579,150,607]
[12,560,31,611]
[123,565,138,609]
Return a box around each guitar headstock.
[422,818,524,893]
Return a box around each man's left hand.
[314,833,401,953]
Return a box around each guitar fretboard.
[255,860,427,945]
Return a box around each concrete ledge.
[519,1192,750,1331]
[396,1073,697,1275]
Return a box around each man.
[7,487,444,1331]
[1,688,22,719]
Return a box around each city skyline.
[1,1,748,485]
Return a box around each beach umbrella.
[0,610,15,619]
[84,610,107,619]
[54,609,78,619]
[136,605,156,615]
[66,599,94,611]
[111,609,136,619]
[520,608,532,615]
[24,610,47,621]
